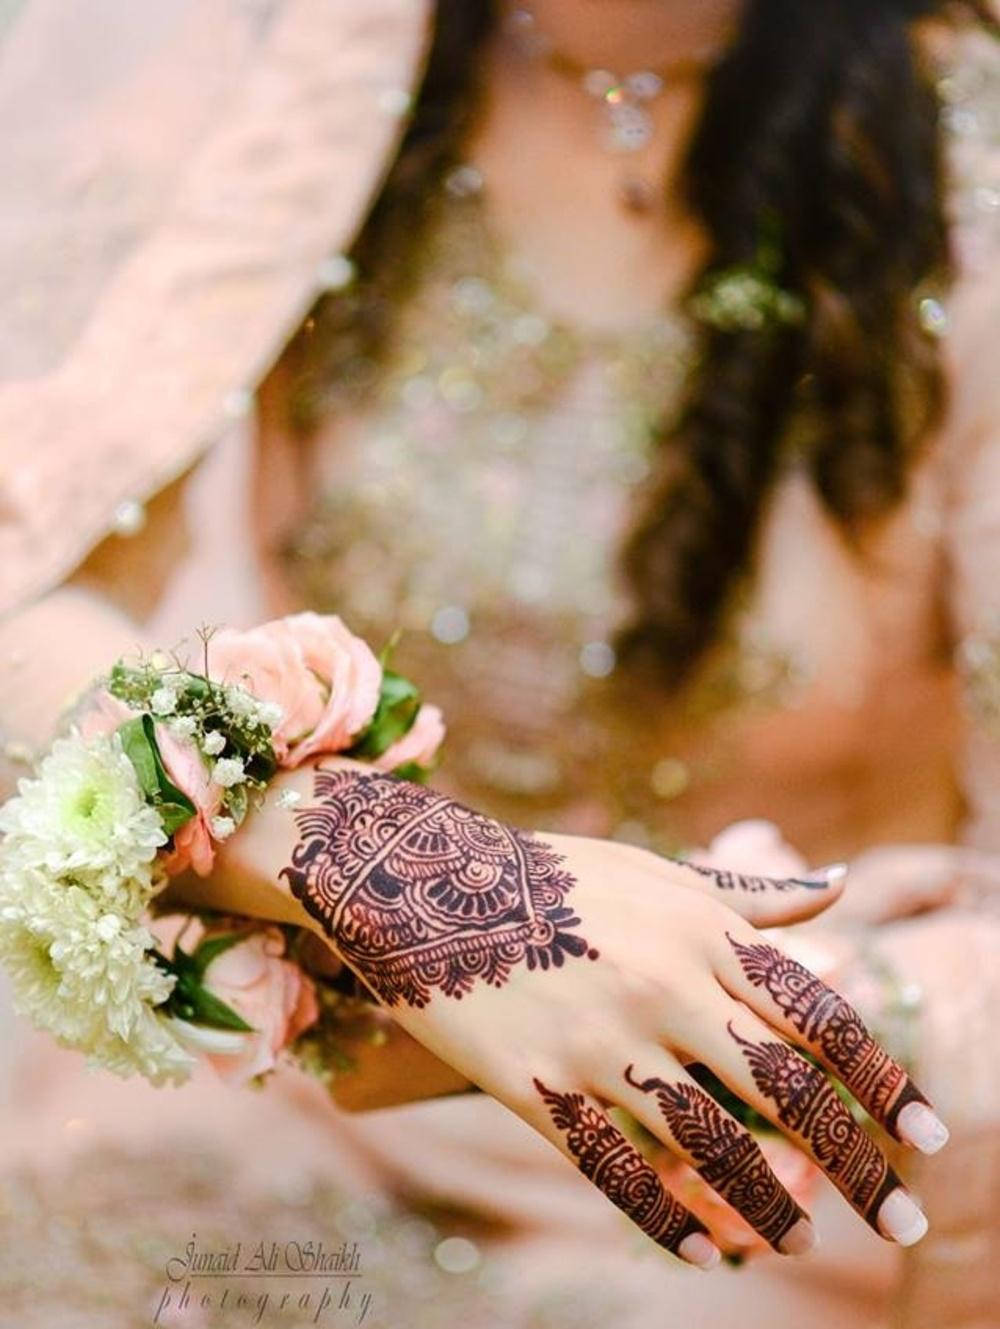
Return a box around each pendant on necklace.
[581,69,663,214]
[581,68,664,153]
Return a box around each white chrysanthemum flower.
[0,870,193,1084]
[202,730,226,756]
[81,1010,196,1084]
[0,883,95,1045]
[150,686,178,715]
[212,756,245,788]
[86,1010,196,1086]
[0,734,166,897]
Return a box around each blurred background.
[1,3,998,1326]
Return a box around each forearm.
[0,585,150,792]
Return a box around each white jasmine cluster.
[225,684,259,721]
[210,815,236,841]
[256,700,285,731]
[150,685,178,716]
[211,756,245,788]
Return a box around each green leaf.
[163,960,255,1032]
[377,629,403,668]
[349,669,421,759]
[182,983,255,1032]
[189,931,248,978]
[118,715,160,799]
[141,714,196,819]
[390,761,429,784]
[119,713,197,835]
[158,801,195,836]
[168,976,255,1032]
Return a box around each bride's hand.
[190,760,949,1269]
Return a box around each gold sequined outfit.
[281,177,838,855]
[278,131,992,869]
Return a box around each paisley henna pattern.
[534,1079,705,1254]
[729,1026,901,1230]
[280,767,597,1008]
[726,934,928,1134]
[624,1066,804,1250]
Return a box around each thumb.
[667,857,849,926]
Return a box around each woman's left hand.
[181,760,951,1269]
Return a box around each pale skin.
[162,755,947,1268]
[0,0,960,1271]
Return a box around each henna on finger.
[675,860,832,895]
[280,768,598,1008]
[726,933,929,1135]
[534,1079,708,1257]
[728,1024,902,1231]
[623,1065,806,1251]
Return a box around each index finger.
[717,931,948,1155]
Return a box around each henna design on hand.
[726,934,928,1134]
[729,1025,901,1230]
[534,1078,706,1254]
[677,860,820,894]
[623,1066,804,1250]
[280,768,597,1008]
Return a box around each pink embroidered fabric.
[0,0,430,614]
[0,9,998,1328]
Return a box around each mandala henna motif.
[729,1026,901,1230]
[624,1066,804,1249]
[280,767,597,1007]
[534,1079,705,1254]
[726,934,928,1134]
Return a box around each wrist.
[0,613,445,1089]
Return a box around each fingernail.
[878,1189,929,1246]
[678,1232,722,1269]
[778,1218,817,1256]
[796,862,848,889]
[897,1101,949,1155]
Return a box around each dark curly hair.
[288,0,993,686]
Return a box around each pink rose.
[687,818,808,880]
[280,613,383,765]
[206,622,327,762]
[374,703,446,773]
[155,725,225,878]
[77,688,135,740]
[195,925,319,1086]
[78,689,223,878]
[207,613,382,768]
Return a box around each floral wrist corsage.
[0,613,443,1088]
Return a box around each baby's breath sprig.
[107,655,279,832]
